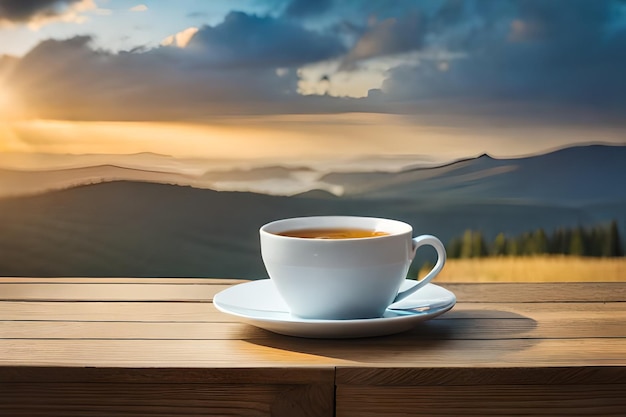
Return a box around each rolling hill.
[0,144,624,277]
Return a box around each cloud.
[379,0,626,112]
[6,30,353,120]
[2,9,353,120]
[4,1,626,126]
[161,27,198,48]
[339,12,427,70]
[129,4,148,13]
[283,0,333,18]
[0,0,96,28]
[186,11,346,68]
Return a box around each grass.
[420,255,626,282]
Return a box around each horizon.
[2,140,625,170]
[1,142,625,199]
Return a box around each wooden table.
[1,278,625,416]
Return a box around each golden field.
[423,256,626,282]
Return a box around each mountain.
[0,164,198,198]
[0,159,334,197]
[3,144,624,202]
[322,144,626,205]
[0,163,332,198]
[0,144,624,277]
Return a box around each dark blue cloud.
[7,34,309,120]
[0,0,82,23]
[381,0,626,110]
[339,11,428,70]
[283,0,333,18]
[4,10,350,119]
[187,11,346,68]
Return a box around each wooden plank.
[1,282,624,302]
[336,384,626,417]
[1,300,625,322]
[336,366,626,386]
[1,311,625,340]
[444,283,626,303]
[0,283,231,301]
[0,338,625,368]
[0,367,332,384]
[0,339,349,367]
[273,337,626,368]
[0,301,220,322]
[0,321,268,340]
[447,301,626,315]
[0,382,334,417]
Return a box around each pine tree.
[447,237,462,259]
[607,220,623,257]
[472,231,488,257]
[532,228,548,255]
[520,232,533,255]
[447,220,623,259]
[492,233,507,256]
[506,239,519,256]
[549,228,564,254]
[569,227,585,256]
[589,226,602,257]
[460,230,474,258]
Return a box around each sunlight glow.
[0,88,14,118]
[3,116,465,162]
[161,27,199,48]
[0,86,28,120]
[297,60,386,98]
[5,119,331,159]
[0,122,30,152]
[3,116,623,168]
[297,51,467,98]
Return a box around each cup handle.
[393,235,447,303]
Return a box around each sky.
[0,0,625,167]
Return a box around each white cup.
[260,216,446,320]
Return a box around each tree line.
[447,220,623,258]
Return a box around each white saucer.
[213,279,456,338]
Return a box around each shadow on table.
[244,310,538,364]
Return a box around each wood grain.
[0,338,625,367]
[1,311,624,340]
[0,283,228,301]
[0,278,626,303]
[1,300,624,321]
[336,384,626,417]
[1,280,624,302]
[0,367,332,384]
[0,301,217,321]
[0,382,334,417]
[336,366,626,386]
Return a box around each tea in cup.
[260,216,446,320]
